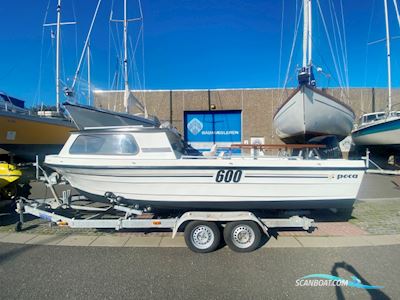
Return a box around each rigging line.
[71,0,78,67]
[329,0,348,98]
[128,26,144,90]
[339,0,350,93]
[316,0,344,91]
[330,1,345,89]
[332,0,349,96]
[71,0,102,90]
[364,0,376,86]
[328,0,343,86]
[393,0,400,30]
[129,37,143,92]
[326,0,344,94]
[109,21,120,88]
[313,46,341,87]
[110,21,122,90]
[35,0,53,106]
[128,36,137,89]
[108,0,115,89]
[279,0,303,104]
[278,0,285,87]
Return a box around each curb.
[1,232,400,248]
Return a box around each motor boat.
[44,126,366,211]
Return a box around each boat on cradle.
[273,0,355,144]
[0,94,74,162]
[352,0,400,151]
[352,112,400,150]
[45,126,366,211]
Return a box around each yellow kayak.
[0,163,22,199]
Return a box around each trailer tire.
[184,221,221,253]
[224,221,261,252]
[15,222,22,232]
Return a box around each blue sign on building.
[184,110,242,152]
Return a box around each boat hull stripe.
[46,164,366,171]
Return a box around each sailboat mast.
[307,0,312,66]
[56,0,61,113]
[87,42,91,105]
[123,0,130,113]
[384,0,392,111]
[302,0,309,68]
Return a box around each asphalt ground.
[0,243,398,299]
[357,173,400,200]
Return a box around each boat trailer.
[16,194,314,253]
[14,163,315,253]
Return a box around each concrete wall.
[93,88,400,144]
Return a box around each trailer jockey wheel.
[184,221,221,253]
[223,221,261,252]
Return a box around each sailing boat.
[0,0,75,161]
[64,0,160,130]
[273,0,355,144]
[351,0,400,150]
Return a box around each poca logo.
[295,274,383,289]
[187,118,203,135]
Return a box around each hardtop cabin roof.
[72,125,170,134]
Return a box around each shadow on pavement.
[331,261,389,300]
[0,243,35,265]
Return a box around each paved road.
[358,174,400,200]
[0,243,399,299]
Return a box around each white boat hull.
[273,86,355,143]
[47,158,365,210]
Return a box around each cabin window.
[69,134,139,155]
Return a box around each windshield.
[69,134,139,155]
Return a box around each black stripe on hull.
[77,190,355,211]
[47,164,366,171]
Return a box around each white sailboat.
[352,0,400,150]
[273,0,355,144]
[64,0,159,130]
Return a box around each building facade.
[94,88,399,150]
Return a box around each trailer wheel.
[224,221,261,252]
[184,221,221,253]
[15,222,22,232]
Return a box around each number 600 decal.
[215,169,242,183]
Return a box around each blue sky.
[1,0,400,107]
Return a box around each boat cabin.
[54,126,326,162]
[58,126,198,160]
[358,111,400,127]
